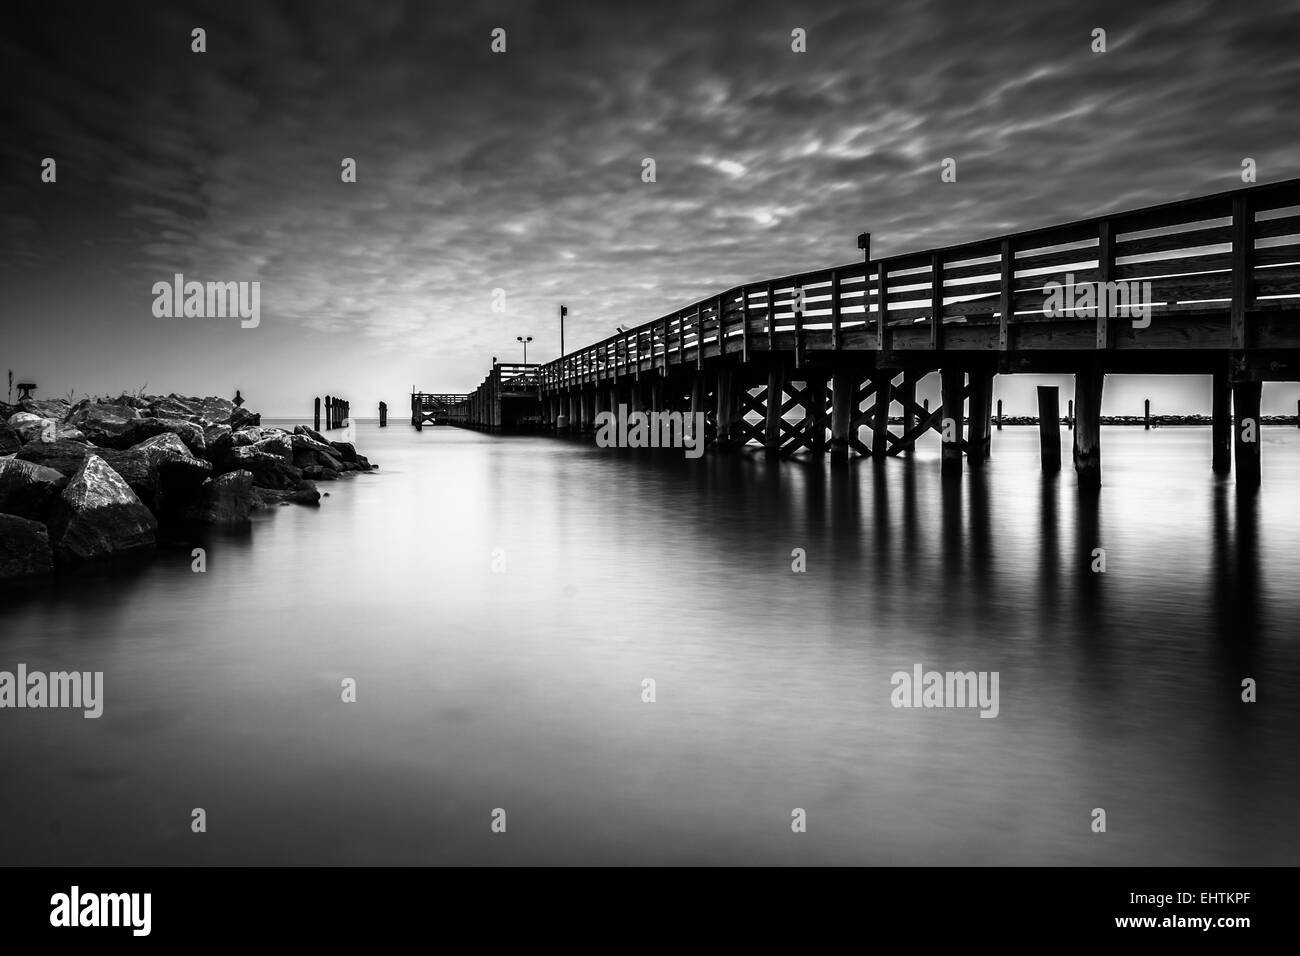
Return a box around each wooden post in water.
[996,398,1003,430]
[872,370,893,461]
[1073,365,1105,489]
[1067,399,1074,431]
[325,396,333,429]
[764,364,785,455]
[940,367,964,479]
[830,369,854,463]
[1144,398,1151,430]
[898,371,917,453]
[1233,380,1262,488]
[968,369,994,462]
[379,401,387,428]
[715,368,736,449]
[314,397,321,432]
[1037,386,1061,474]
[807,372,827,455]
[689,371,706,445]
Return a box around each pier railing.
[537,178,1300,390]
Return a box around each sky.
[2,0,1300,417]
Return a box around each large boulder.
[252,433,294,463]
[8,412,54,444]
[229,406,260,430]
[202,423,232,447]
[0,458,69,521]
[15,439,98,476]
[293,424,329,444]
[16,440,156,510]
[186,469,256,525]
[152,417,207,455]
[253,479,321,507]
[289,433,343,471]
[0,420,18,456]
[328,440,358,464]
[224,445,302,489]
[130,433,212,513]
[18,398,71,421]
[0,514,54,579]
[48,455,157,563]
[68,403,169,449]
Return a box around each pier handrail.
[536,177,1300,390]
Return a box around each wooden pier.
[410,392,469,429]
[449,178,1300,486]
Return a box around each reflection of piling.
[1038,386,1061,473]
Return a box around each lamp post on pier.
[516,335,533,364]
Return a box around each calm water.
[2,422,1299,865]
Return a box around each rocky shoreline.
[0,394,376,580]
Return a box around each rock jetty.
[0,393,376,578]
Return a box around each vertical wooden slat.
[830,270,842,351]
[875,262,888,352]
[717,295,726,356]
[998,239,1013,352]
[793,281,804,368]
[741,287,751,362]
[1230,195,1253,350]
[930,252,944,350]
[766,281,776,352]
[1096,220,1115,349]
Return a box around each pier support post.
[996,398,1003,431]
[764,364,785,455]
[940,367,964,479]
[689,371,706,445]
[1067,399,1074,430]
[872,370,893,461]
[1073,364,1105,489]
[899,371,918,453]
[968,368,994,463]
[1037,386,1061,474]
[830,369,854,463]
[315,397,321,432]
[807,372,828,455]
[1144,398,1151,430]
[1233,380,1263,488]
[715,368,737,449]
[1212,370,1231,473]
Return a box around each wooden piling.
[1144,398,1151,430]
[689,371,706,444]
[968,369,994,462]
[898,371,918,453]
[1233,380,1263,488]
[1073,366,1105,489]
[872,371,893,460]
[314,397,321,432]
[1067,399,1074,431]
[379,401,387,427]
[808,372,828,455]
[1206,369,1227,476]
[996,398,1003,430]
[764,364,785,455]
[830,370,854,463]
[715,368,736,449]
[1037,386,1061,474]
[940,367,964,479]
